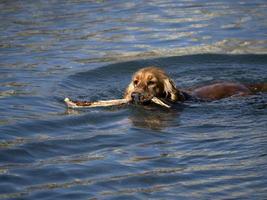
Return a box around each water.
[0,0,267,199]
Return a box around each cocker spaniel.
[124,66,266,104]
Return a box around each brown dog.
[124,66,266,104]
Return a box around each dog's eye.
[133,80,139,86]
[147,80,155,85]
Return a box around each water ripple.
[1,0,267,199]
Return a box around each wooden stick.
[64,98,128,108]
[64,97,170,108]
[151,97,171,108]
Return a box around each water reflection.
[128,105,182,130]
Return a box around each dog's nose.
[131,92,141,102]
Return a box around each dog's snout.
[131,92,141,102]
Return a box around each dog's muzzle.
[131,92,153,104]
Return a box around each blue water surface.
[0,1,267,199]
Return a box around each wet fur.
[124,67,185,103]
[124,66,266,103]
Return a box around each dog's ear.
[163,78,185,102]
[124,82,135,101]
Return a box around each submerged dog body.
[124,67,266,104]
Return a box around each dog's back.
[246,83,267,93]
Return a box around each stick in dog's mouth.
[64,97,170,108]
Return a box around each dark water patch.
[60,54,267,102]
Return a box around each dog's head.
[124,67,185,104]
